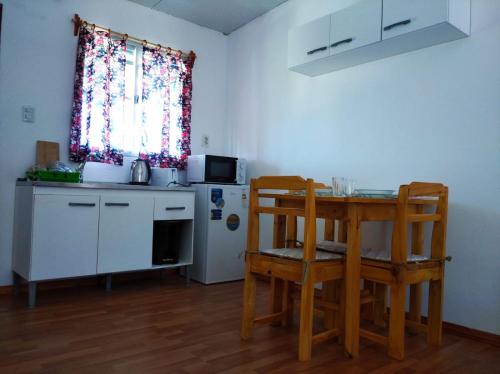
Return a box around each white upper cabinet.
[382,0,448,39]
[330,0,382,55]
[288,15,330,68]
[288,0,470,77]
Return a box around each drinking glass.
[332,177,356,196]
[332,177,345,196]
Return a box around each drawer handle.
[307,46,327,55]
[331,38,353,48]
[105,203,130,207]
[384,19,411,31]
[68,202,96,207]
[165,207,186,211]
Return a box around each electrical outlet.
[201,134,209,148]
[22,106,35,123]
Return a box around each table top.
[258,193,437,205]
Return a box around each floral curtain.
[69,25,127,165]
[139,47,194,169]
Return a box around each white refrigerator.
[191,184,249,284]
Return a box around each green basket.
[31,171,81,183]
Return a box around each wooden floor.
[0,276,498,373]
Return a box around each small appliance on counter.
[130,158,151,185]
[150,167,178,187]
[187,155,246,185]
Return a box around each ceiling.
[128,0,288,35]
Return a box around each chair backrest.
[391,182,449,263]
[247,176,318,261]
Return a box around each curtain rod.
[72,14,196,61]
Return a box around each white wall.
[227,0,500,334]
[0,0,228,284]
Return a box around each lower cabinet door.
[31,194,100,281]
[97,196,154,273]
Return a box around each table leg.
[344,205,361,358]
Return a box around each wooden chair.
[318,182,449,359]
[240,176,345,361]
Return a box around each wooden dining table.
[260,192,435,358]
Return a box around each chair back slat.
[256,206,305,217]
[408,182,447,197]
[253,176,307,190]
[407,213,441,223]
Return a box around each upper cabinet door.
[288,15,330,68]
[330,0,382,56]
[382,0,448,40]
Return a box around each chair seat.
[316,240,430,263]
[260,247,343,261]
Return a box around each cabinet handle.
[331,38,353,48]
[383,19,411,31]
[307,46,327,55]
[68,202,96,207]
[165,207,186,211]
[105,202,130,207]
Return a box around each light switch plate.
[201,134,209,148]
[22,106,35,123]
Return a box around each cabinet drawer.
[330,0,381,55]
[154,193,194,220]
[288,14,331,68]
[382,0,448,40]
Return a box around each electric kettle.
[130,158,151,185]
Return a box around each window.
[70,25,195,169]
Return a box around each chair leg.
[322,280,336,330]
[427,278,444,346]
[284,280,294,326]
[362,280,374,321]
[408,283,422,334]
[270,277,285,326]
[337,279,346,344]
[241,267,257,340]
[298,277,315,361]
[388,283,406,360]
[373,283,387,327]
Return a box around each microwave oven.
[187,155,246,185]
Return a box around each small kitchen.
[0,0,499,372]
[13,150,249,307]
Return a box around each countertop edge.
[16,180,196,192]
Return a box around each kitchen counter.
[16,180,195,192]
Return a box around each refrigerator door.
[205,185,249,283]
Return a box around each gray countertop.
[16,180,195,192]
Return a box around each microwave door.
[205,156,237,183]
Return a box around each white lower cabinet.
[31,194,99,281]
[97,196,154,273]
[12,184,195,306]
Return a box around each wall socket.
[22,106,35,123]
[201,134,209,148]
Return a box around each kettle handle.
[145,159,152,182]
